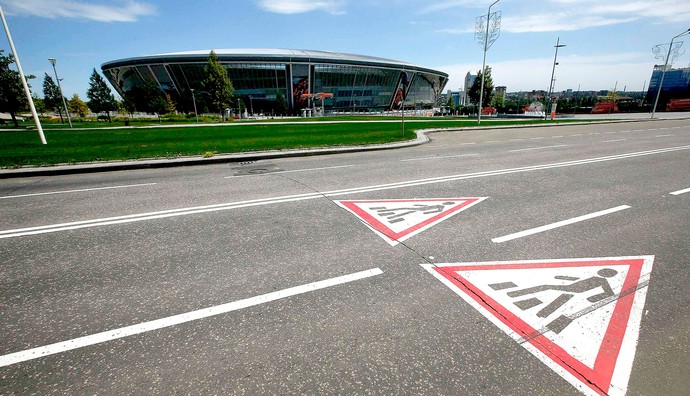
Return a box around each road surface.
[1,119,688,395]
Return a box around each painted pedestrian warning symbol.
[422,256,654,396]
[335,198,485,245]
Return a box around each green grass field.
[1,118,577,168]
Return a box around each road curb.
[0,119,661,178]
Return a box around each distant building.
[645,64,690,109]
[462,72,477,105]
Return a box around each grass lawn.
[1,118,578,168]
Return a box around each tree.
[43,73,64,122]
[33,95,47,116]
[86,68,118,122]
[139,79,166,115]
[468,66,494,108]
[164,93,176,114]
[275,91,287,115]
[68,94,89,118]
[202,50,234,119]
[0,50,32,127]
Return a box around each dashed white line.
[571,134,583,136]
[552,135,564,138]
[530,137,545,140]
[670,187,690,196]
[655,134,675,138]
[605,131,618,134]
[226,165,355,178]
[602,139,626,143]
[0,268,384,368]
[509,138,525,142]
[486,140,501,143]
[0,183,157,200]
[492,205,631,243]
[400,153,479,162]
[508,145,567,153]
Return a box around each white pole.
[0,5,46,144]
[478,0,499,125]
[652,28,690,119]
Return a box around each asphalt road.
[1,119,689,395]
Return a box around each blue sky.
[1,0,689,100]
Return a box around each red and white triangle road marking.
[422,256,654,396]
[335,198,485,246]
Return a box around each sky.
[1,0,689,100]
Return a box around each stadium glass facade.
[101,49,448,115]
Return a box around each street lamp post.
[1,5,47,144]
[48,58,72,128]
[545,37,566,120]
[249,95,254,117]
[651,28,690,119]
[190,89,199,123]
[476,0,501,124]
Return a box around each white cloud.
[437,52,655,92]
[256,0,345,15]
[0,0,156,22]
[435,0,690,34]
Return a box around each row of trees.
[1,49,237,126]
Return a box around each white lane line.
[529,137,545,140]
[655,134,675,138]
[605,131,618,134]
[509,138,525,142]
[0,183,157,200]
[458,142,477,146]
[602,139,626,143]
[226,165,355,178]
[571,134,583,136]
[400,153,479,162]
[552,135,564,138]
[486,140,502,143]
[2,145,689,239]
[508,144,567,153]
[620,130,631,133]
[0,268,383,368]
[670,187,690,196]
[492,205,631,243]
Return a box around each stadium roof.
[101,48,448,77]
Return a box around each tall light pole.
[476,0,501,124]
[190,88,199,123]
[48,58,72,128]
[651,28,690,119]
[545,37,566,120]
[1,5,47,144]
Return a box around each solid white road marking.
[0,268,383,368]
[602,139,626,143]
[670,187,690,196]
[508,145,567,153]
[400,153,479,162]
[2,145,688,239]
[0,183,157,200]
[492,205,631,243]
[226,164,355,178]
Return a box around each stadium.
[101,49,449,115]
